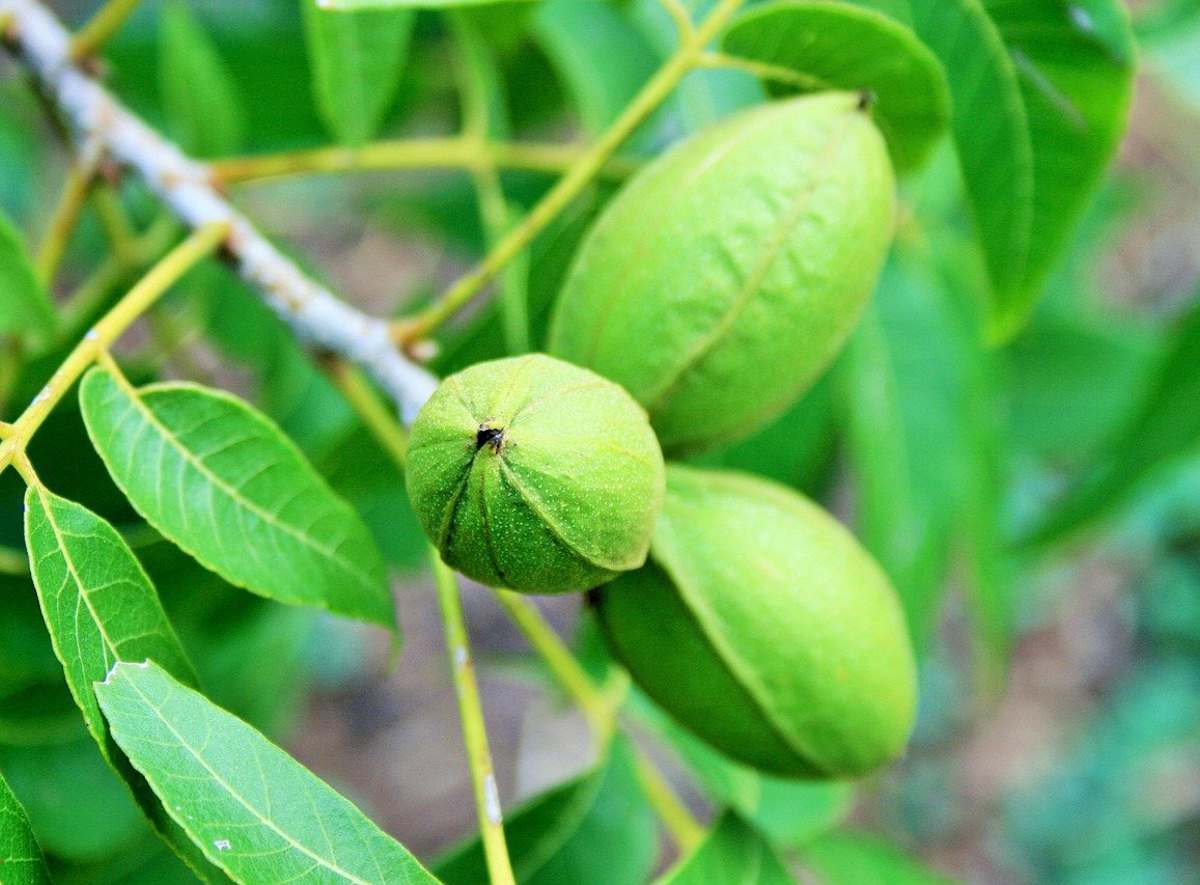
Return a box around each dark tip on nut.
[856,90,876,112]
[475,425,504,453]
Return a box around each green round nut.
[594,464,917,779]
[406,354,666,594]
[549,92,895,456]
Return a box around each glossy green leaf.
[158,0,245,157]
[658,812,792,884]
[0,210,55,344]
[78,368,394,628]
[722,0,951,171]
[22,486,225,881]
[1021,300,1200,547]
[904,0,1034,327]
[0,769,50,885]
[96,660,438,884]
[802,831,951,884]
[982,0,1136,337]
[23,485,198,748]
[436,737,656,885]
[301,0,415,145]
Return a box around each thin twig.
[91,181,139,263]
[491,590,705,851]
[658,0,695,38]
[1,0,437,421]
[35,137,103,286]
[490,591,614,739]
[69,0,142,60]
[322,357,409,469]
[695,50,831,93]
[452,13,529,355]
[210,138,639,185]
[0,222,228,476]
[394,0,748,344]
[430,552,516,885]
[56,214,179,345]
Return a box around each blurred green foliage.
[0,0,1197,881]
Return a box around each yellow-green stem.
[491,591,613,739]
[632,749,706,852]
[396,0,747,344]
[91,183,139,265]
[210,138,639,186]
[70,0,144,59]
[696,50,830,92]
[324,358,409,468]
[430,551,516,885]
[36,160,97,287]
[57,215,180,345]
[452,15,530,355]
[491,590,705,852]
[0,222,228,477]
[659,0,694,37]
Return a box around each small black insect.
[475,424,505,453]
[856,90,876,112]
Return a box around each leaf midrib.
[29,487,124,736]
[115,668,377,885]
[102,373,379,593]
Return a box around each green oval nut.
[595,465,917,778]
[549,92,895,456]
[406,354,666,594]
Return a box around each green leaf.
[23,485,199,749]
[658,812,792,884]
[301,0,415,145]
[78,368,395,628]
[721,0,951,171]
[1005,310,1159,462]
[642,696,852,847]
[1020,299,1200,547]
[802,831,951,884]
[534,0,660,137]
[320,0,537,6]
[451,11,532,354]
[436,737,657,885]
[632,0,765,135]
[22,486,225,880]
[0,769,50,885]
[904,0,1034,329]
[982,0,1136,337]
[158,0,245,158]
[96,660,438,883]
[692,378,834,495]
[838,255,974,652]
[0,210,55,344]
